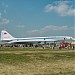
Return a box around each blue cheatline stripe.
[11,38,57,41]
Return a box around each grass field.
[0,47,75,75]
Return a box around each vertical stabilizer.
[1,30,14,41]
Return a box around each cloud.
[45,1,75,16]
[2,2,8,8]
[41,25,68,32]
[4,9,7,13]
[2,2,8,14]
[17,25,25,28]
[0,3,9,25]
[5,4,8,8]
[0,12,1,18]
[27,25,72,36]
[0,18,9,24]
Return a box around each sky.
[0,0,75,38]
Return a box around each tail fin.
[1,30,14,41]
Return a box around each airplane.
[0,30,73,44]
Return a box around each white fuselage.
[7,36,72,44]
[0,30,73,44]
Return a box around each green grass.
[0,50,74,64]
[0,47,75,75]
[0,47,71,51]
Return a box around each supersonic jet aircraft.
[0,30,73,44]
